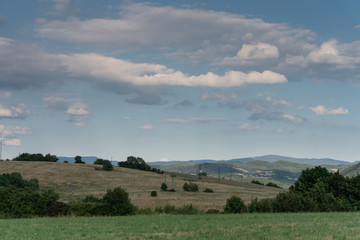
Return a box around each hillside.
[150,156,351,188]
[341,162,360,177]
[0,161,282,211]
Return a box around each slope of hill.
[150,156,351,188]
[341,163,360,177]
[0,161,282,211]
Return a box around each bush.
[224,196,246,214]
[266,182,282,188]
[102,187,135,216]
[151,191,157,197]
[204,188,213,193]
[251,180,264,186]
[161,183,168,192]
[68,200,108,216]
[206,209,220,214]
[176,204,200,214]
[183,182,199,192]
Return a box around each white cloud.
[58,53,288,87]
[221,43,279,65]
[249,111,306,124]
[122,116,132,120]
[0,125,32,146]
[66,102,89,115]
[306,40,360,69]
[0,125,32,138]
[139,124,154,130]
[3,138,21,146]
[0,104,30,119]
[239,123,260,130]
[65,102,90,126]
[310,105,349,116]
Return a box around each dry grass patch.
[0,161,282,210]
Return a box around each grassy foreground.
[1,212,360,240]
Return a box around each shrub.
[251,180,264,186]
[136,208,153,215]
[266,182,281,188]
[183,182,199,192]
[151,191,157,197]
[204,188,213,193]
[161,183,168,192]
[206,209,220,214]
[224,196,246,214]
[176,204,199,215]
[102,187,135,216]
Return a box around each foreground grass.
[1,212,360,240]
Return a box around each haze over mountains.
[149,155,354,165]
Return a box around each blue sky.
[1,0,360,162]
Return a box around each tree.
[12,153,58,162]
[224,196,246,214]
[290,166,330,193]
[102,187,135,216]
[102,160,113,171]
[74,155,85,164]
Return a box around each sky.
[1,0,360,162]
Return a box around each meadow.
[0,161,281,211]
[1,212,360,239]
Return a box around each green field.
[1,212,360,240]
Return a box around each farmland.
[1,212,360,239]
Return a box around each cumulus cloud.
[220,97,291,112]
[220,43,279,65]
[66,102,89,115]
[0,125,32,146]
[249,111,306,124]
[0,103,30,119]
[310,105,349,116]
[58,53,287,87]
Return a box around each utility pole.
[0,139,2,160]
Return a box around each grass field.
[1,212,360,239]
[0,161,282,211]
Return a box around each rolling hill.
[0,161,282,211]
[150,155,353,188]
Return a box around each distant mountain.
[150,155,353,166]
[58,156,98,164]
[149,155,353,188]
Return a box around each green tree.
[74,155,85,164]
[224,196,246,214]
[102,160,113,171]
[102,187,135,216]
[290,166,330,193]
